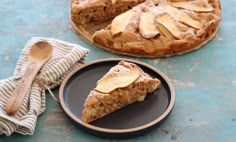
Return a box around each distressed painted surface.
[0,0,236,142]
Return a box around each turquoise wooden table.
[0,0,235,142]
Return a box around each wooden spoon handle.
[5,62,40,115]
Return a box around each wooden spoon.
[5,41,53,115]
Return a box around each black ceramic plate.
[59,58,175,138]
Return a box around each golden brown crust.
[71,0,221,57]
[82,61,161,123]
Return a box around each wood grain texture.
[0,0,236,142]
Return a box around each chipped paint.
[215,34,223,41]
[232,80,236,86]
[184,121,208,128]
[171,79,196,89]
[152,59,160,66]
[189,61,199,72]
[4,56,9,61]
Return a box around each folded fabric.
[0,37,89,136]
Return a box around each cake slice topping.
[95,61,140,93]
[171,0,214,12]
[139,11,160,38]
[111,11,135,36]
[160,2,203,29]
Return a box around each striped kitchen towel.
[0,37,89,136]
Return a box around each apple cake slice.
[82,61,161,123]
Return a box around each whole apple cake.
[71,0,221,57]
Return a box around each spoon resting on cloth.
[5,41,53,115]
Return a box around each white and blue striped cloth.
[0,37,89,136]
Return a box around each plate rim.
[59,58,175,133]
